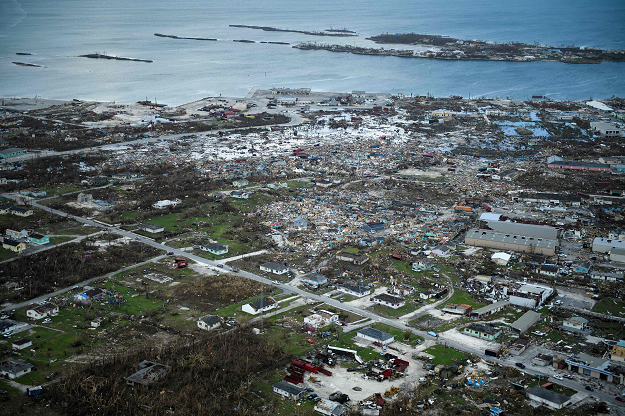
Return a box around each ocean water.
[1,0,624,105]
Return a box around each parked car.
[585,386,594,391]
[515,363,525,369]
[615,396,624,402]
[553,375,563,380]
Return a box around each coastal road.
[4,195,623,407]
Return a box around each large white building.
[508,283,552,309]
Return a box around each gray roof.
[261,262,288,272]
[339,283,370,294]
[207,242,228,251]
[249,297,276,311]
[302,272,328,283]
[485,221,558,239]
[372,293,405,304]
[273,380,306,396]
[527,386,570,405]
[199,315,221,326]
[471,300,510,315]
[466,229,557,251]
[465,323,500,335]
[357,327,394,342]
[0,358,34,375]
[511,311,541,332]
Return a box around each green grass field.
[593,297,625,316]
[424,344,467,366]
[371,302,418,318]
[444,289,486,309]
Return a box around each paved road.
[1,254,166,313]
[3,194,623,407]
[1,112,303,164]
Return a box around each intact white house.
[273,380,307,401]
[372,293,406,309]
[197,315,221,331]
[260,262,289,275]
[242,297,277,315]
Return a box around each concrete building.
[589,271,623,282]
[483,221,558,239]
[357,327,394,345]
[442,303,472,315]
[11,338,32,350]
[547,161,611,172]
[337,283,370,298]
[465,229,557,256]
[372,293,406,309]
[610,247,625,262]
[562,316,588,332]
[526,386,571,410]
[300,272,328,287]
[509,338,531,356]
[202,242,229,255]
[510,311,541,335]
[314,398,346,416]
[273,380,307,401]
[197,315,221,331]
[470,300,510,319]
[26,302,59,320]
[593,237,625,253]
[491,252,511,266]
[463,323,501,341]
[590,121,622,138]
[0,358,34,379]
[0,148,26,158]
[538,264,558,277]
[242,297,277,315]
[260,262,289,275]
[304,309,339,328]
[531,353,553,366]
[138,223,165,233]
[564,353,624,385]
[509,283,552,309]
[335,251,369,265]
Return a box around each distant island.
[230,24,357,37]
[78,53,153,63]
[16,52,33,56]
[155,33,217,41]
[293,33,625,64]
[12,61,43,68]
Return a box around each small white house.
[242,297,277,315]
[0,358,34,379]
[356,327,395,345]
[12,338,32,350]
[197,315,221,331]
[372,293,406,309]
[273,381,306,401]
[337,283,370,298]
[260,262,289,275]
[26,302,59,320]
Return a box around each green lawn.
[230,193,273,211]
[42,184,82,196]
[593,297,625,316]
[50,236,75,244]
[371,302,418,318]
[99,282,166,316]
[341,247,360,255]
[444,289,485,309]
[0,249,17,261]
[424,344,467,366]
